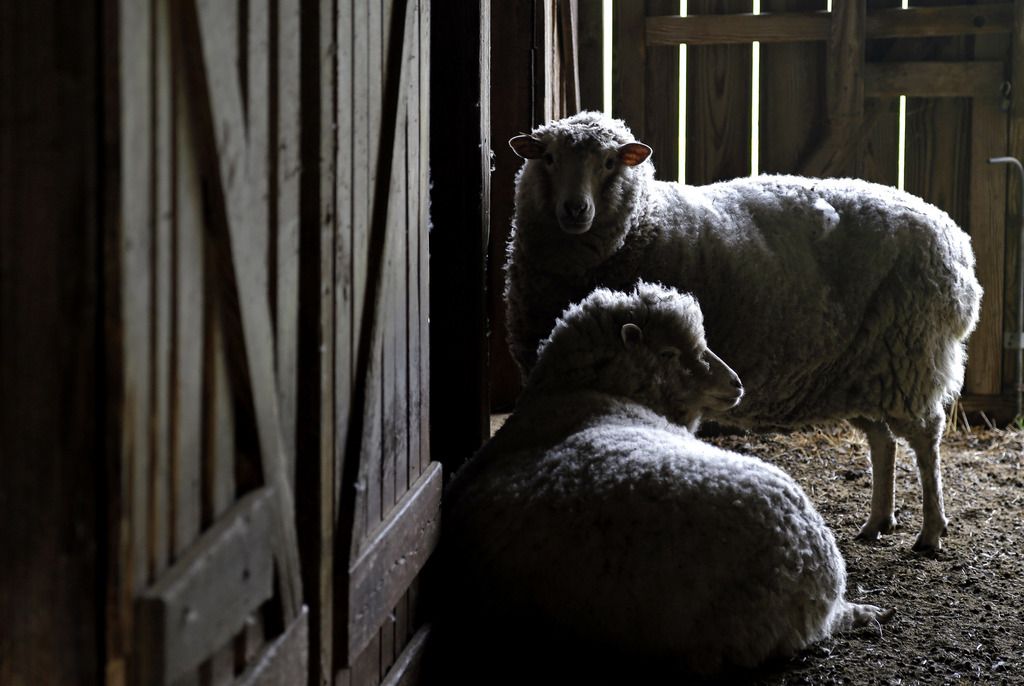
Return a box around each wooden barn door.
[107,0,308,682]
[333,0,438,683]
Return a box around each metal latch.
[1005,332,1024,350]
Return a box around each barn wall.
[0,2,102,684]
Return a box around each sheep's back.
[611,175,981,425]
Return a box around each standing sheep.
[504,111,982,552]
[444,282,891,678]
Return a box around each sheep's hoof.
[911,535,941,554]
[849,604,895,629]
[855,515,897,541]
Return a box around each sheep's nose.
[730,376,742,389]
[563,198,589,219]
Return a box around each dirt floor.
[696,421,1024,685]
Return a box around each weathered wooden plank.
[645,0,680,182]
[649,9,828,45]
[153,0,176,579]
[120,0,156,620]
[1005,0,1024,395]
[860,0,902,187]
[904,0,972,231]
[347,462,442,661]
[406,0,423,492]
[201,294,238,684]
[138,488,275,685]
[182,0,303,619]
[612,1,646,134]
[686,0,753,185]
[276,0,302,487]
[865,61,1005,98]
[486,1,532,410]
[418,0,430,475]
[235,607,309,686]
[173,54,205,562]
[307,0,339,684]
[967,21,1010,396]
[380,625,429,686]
[559,0,581,113]
[577,0,604,112]
[759,0,827,175]
[646,3,1012,45]
[966,92,1008,395]
[868,2,1013,39]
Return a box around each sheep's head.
[509,112,652,260]
[529,282,744,431]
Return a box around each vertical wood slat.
[860,0,902,187]
[172,19,205,684]
[380,0,400,673]
[201,306,238,685]
[1006,0,1024,395]
[558,0,580,113]
[153,0,176,580]
[121,0,156,630]
[613,1,645,134]
[903,0,972,230]
[417,0,430,477]
[310,0,339,682]
[577,0,603,112]
[966,23,1009,395]
[967,90,1008,394]
[173,28,205,565]
[759,0,827,175]
[685,0,752,185]
[645,0,680,182]
[276,0,302,484]
[486,1,534,410]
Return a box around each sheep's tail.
[830,601,895,635]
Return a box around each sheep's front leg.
[891,409,948,553]
[849,418,898,541]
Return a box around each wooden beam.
[865,61,1005,98]
[346,462,442,662]
[646,3,1012,45]
[138,488,275,685]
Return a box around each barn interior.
[1,1,1023,684]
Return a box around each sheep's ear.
[618,142,652,167]
[509,135,545,159]
[621,323,644,348]
[619,142,653,166]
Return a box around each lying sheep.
[505,111,982,552]
[444,282,891,677]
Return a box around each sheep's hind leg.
[849,418,898,541]
[890,408,949,553]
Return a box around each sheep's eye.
[543,153,555,165]
[659,347,680,362]
[604,158,615,170]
